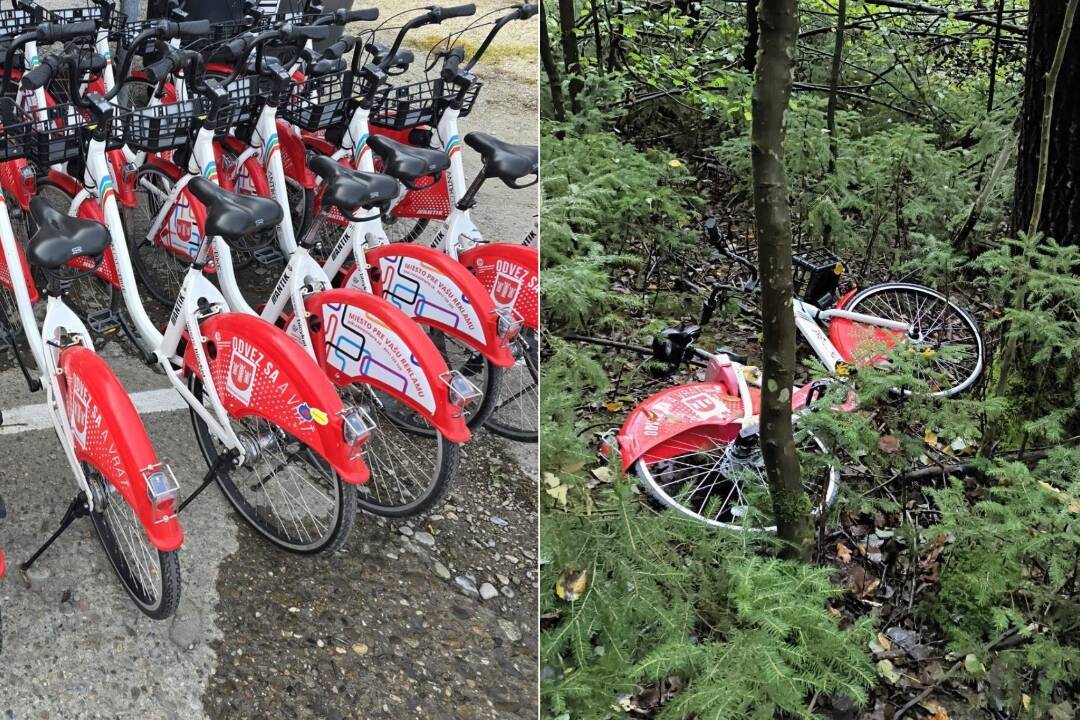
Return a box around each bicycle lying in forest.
[614,218,985,529]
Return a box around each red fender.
[361,244,515,367]
[184,312,370,484]
[216,136,271,197]
[59,346,184,551]
[129,71,178,103]
[459,243,539,330]
[107,148,137,208]
[138,157,211,266]
[46,171,121,289]
[827,286,905,365]
[0,191,39,304]
[617,381,848,472]
[278,119,316,190]
[300,131,338,158]
[617,383,746,472]
[303,289,471,443]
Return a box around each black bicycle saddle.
[27,197,110,270]
[464,132,538,187]
[367,134,449,185]
[309,155,399,212]
[188,177,283,242]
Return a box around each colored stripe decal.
[98,175,117,204]
[444,135,461,157]
[202,161,218,180]
[261,133,280,165]
[352,133,369,165]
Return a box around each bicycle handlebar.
[462,3,535,72]
[380,4,475,73]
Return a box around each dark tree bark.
[541,0,566,120]
[744,0,759,72]
[557,0,585,114]
[751,0,812,559]
[1012,0,1080,244]
[823,0,847,248]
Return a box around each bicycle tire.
[831,282,984,397]
[85,464,182,619]
[187,374,357,554]
[634,422,840,532]
[429,329,505,429]
[383,217,430,245]
[124,163,194,309]
[483,327,538,442]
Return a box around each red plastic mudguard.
[459,243,539,330]
[617,381,843,472]
[827,286,904,365]
[59,346,184,551]
[364,244,515,367]
[303,289,471,444]
[184,312,370,484]
[47,171,122,288]
[277,119,316,190]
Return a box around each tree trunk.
[557,0,585,114]
[751,0,812,559]
[744,0,759,72]
[823,0,847,248]
[1012,0,1080,244]
[541,0,566,121]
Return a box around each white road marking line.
[0,387,188,435]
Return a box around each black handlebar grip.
[287,25,330,41]
[38,20,97,43]
[178,19,211,36]
[225,35,249,58]
[20,61,53,91]
[518,3,537,19]
[343,8,378,22]
[142,56,175,85]
[441,47,463,80]
[433,4,476,21]
[322,37,355,60]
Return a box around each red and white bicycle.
[0,23,184,616]
[616,219,985,529]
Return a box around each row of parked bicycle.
[0,0,539,639]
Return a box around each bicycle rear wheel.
[634,424,839,531]
[343,385,460,517]
[430,329,505,429]
[483,328,538,442]
[188,375,357,554]
[830,282,984,397]
[85,464,181,619]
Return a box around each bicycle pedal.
[252,247,286,266]
[86,309,122,335]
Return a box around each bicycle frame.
[793,296,909,373]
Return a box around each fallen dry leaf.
[556,569,588,601]
[836,542,853,563]
[878,435,901,454]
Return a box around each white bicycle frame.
[71,133,250,458]
[426,106,482,261]
[793,296,910,373]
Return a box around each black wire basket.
[27,103,111,166]
[369,79,481,130]
[0,98,32,162]
[42,0,119,30]
[207,75,261,130]
[0,7,38,36]
[117,97,207,152]
[793,246,844,308]
[280,69,353,131]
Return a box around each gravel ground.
[0,1,538,716]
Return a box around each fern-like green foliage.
[923,447,1080,716]
[541,478,876,720]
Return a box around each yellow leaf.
[545,484,569,507]
[876,632,892,651]
[924,429,938,446]
[556,569,588,601]
[543,472,562,489]
[668,159,683,169]
[1022,694,1031,709]
[605,401,625,412]
[835,362,851,377]
[878,435,901,454]
[836,543,852,563]
[922,701,949,720]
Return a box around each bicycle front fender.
[59,346,183,552]
[305,289,471,444]
[184,312,370,484]
[0,158,33,210]
[617,383,745,472]
[459,243,539,330]
[365,245,515,367]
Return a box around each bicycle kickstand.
[20,492,90,585]
[177,449,240,514]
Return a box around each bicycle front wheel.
[634,424,839,532]
[85,464,181,619]
[188,376,357,554]
[484,328,539,442]
[831,282,984,397]
[429,330,505,429]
